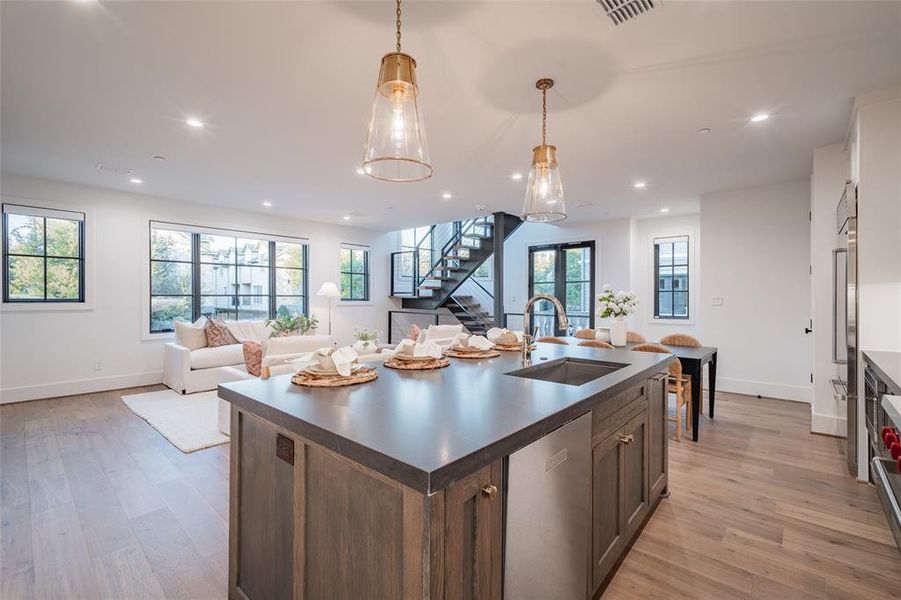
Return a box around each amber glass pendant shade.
[522,78,566,222]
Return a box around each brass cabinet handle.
[618,434,634,444]
[481,484,498,499]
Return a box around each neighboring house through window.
[149,221,308,333]
[2,203,85,303]
[653,235,689,319]
[340,245,369,301]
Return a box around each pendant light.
[361,0,432,182]
[522,78,566,222]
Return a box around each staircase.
[390,212,522,334]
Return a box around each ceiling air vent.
[596,0,659,26]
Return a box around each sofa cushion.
[205,318,239,347]
[174,320,207,351]
[189,344,244,369]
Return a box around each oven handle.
[871,458,901,549]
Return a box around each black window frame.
[340,246,370,302]
[653,235,690,320]
[2,203,86,304]
[527,240,595,336]
[148,223,309,333]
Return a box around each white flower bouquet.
[596,285,638,319]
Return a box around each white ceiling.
[2,1,900,231]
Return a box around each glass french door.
[528,241,595,337]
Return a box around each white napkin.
[457,334,495,350]
[486,328,523,344]
[393,338,443,359]
[291,346,359,376]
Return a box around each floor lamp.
[316,282,341,337]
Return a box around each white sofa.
[163,321,334,394]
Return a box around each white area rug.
[121,389,228,453]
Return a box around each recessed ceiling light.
[129,177,143,184]
[660,207,670,213]
[441,192,453,199]
[697,127,712,134]
[356,167,365,175]
[342,214,352,221]
[185,117,205,128]
[262,201,272,207]
[633,181,647,189]
[511,172,523,181]
[750,113,769,123]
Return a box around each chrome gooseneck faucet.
[521,294,569,366]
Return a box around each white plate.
[393,354,438,362]
[304,364,360,375]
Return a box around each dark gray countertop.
[864,350,901,396]
[219,343,673,493]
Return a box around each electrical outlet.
[712,297,724,306]
[92,360,102,372]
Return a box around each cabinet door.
[647,374,668,499]
[622,409,650,537]
[591,431,624,590]
[442,460,503,600]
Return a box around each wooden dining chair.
[578,340,614,349]
[536,336,569,345]
[631,343,692,441]
[573,329,596,340]
[626,331,646,343]
[659,333,701,347]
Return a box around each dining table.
[558,337,718,442]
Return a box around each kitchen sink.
[507,357,628,386]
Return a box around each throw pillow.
[205,318,239,347]
[408,323,422,342]
[242,341,263,377]
[174,320,207,351]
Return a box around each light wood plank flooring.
[2,386,900,599]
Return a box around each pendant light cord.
[396,0,402,53]
[541,88,548,146]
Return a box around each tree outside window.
[3,205,84,303]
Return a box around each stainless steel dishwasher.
[505,412,591,599]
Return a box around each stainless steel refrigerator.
[834,180,858,476]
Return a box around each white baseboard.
[810,411,848,437]
[715,377,812,404]
[0,371,164,404]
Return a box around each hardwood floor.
[2,386,899,599]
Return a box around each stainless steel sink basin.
[507,358,628,386]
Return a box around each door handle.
[481,484,498,499]
[804,327,813,334]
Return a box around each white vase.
[352,340,378,354]
[609,318,627,347]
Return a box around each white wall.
[700,180,812,403]
[0,174,395,403]
[501,218,632,322]
[628,213,701,341]
[810,143,850,435]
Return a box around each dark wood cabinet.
[647,373,668,499]
[437,461,503,600]
[591,375,666,595]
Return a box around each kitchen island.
[219,342,674,600]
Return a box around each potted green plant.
[265,307,319,338]
[352,327,381,353]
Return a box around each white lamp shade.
[317,282,341,298]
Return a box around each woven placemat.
[444,348,501,359]
[291,367,378,387]
[494,343,523,352]
[384,356,450,370]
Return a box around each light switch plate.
[712,296,724,306]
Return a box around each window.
[149,222,307,333]
[654,236,689,319]
[473,257,491,279]
[340,246,369,301]
[398,226,431,278]
[528,241,594,335]
[3,204,85,303]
